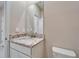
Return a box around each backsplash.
[9,32,43,39]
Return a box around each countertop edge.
[10,39,44,48]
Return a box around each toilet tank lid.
[52,47,76,57]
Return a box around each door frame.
[4,1,11,58]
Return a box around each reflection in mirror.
[9,1,44,38]
[25,1,44,38]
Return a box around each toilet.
[52,46,76,58]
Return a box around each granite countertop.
[10,36,44,48]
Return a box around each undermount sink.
[11,36,32,45]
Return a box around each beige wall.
[44,1,79,57]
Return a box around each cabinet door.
[10,48,30,58]
[10,42,31,56]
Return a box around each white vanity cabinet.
[10,48,30,58]
[10,40,44,58]
[10,42,31,58]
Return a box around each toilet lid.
[52,47,76,57]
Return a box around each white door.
[0,16,5,58]
[0,2,6,58]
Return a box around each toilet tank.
[52,47,76,58]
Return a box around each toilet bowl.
[52,46,76,58]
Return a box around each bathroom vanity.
[8,1,44,58]
[9,33,44,58]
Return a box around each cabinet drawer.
[10,48,30,58]
[10,42,31,56]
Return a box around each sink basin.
[11,36,32,45]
